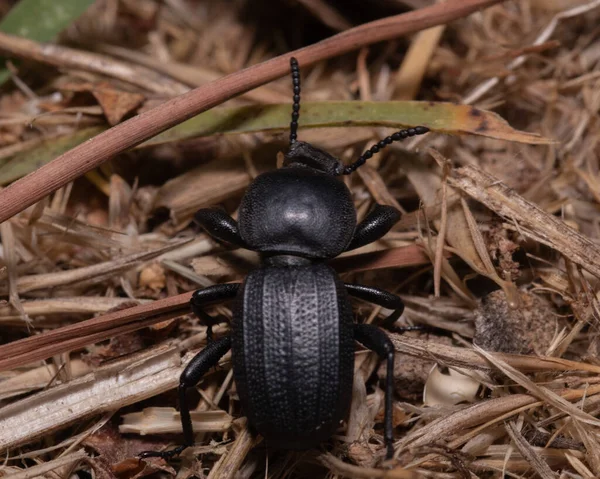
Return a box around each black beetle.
[141,58,429,461]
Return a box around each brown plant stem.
[0,0,503,224]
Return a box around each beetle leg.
[353,324,396,460]
[191,283,240,342]
[345,283,407,331]
[194,207,249,249]
[139,336,232,460]
[345,204,400,251]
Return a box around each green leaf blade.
[0,0,96,84]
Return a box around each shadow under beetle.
[141,58,429,461]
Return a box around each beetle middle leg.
[353,323,396,460]
[191,283,240,342]
[344,283,408,331]
[139,336,232,460]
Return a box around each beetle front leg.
[353,324,396,460]
[191,283,240,342]
[139,336,232,460]
[345,204,400,251]
[194,207,249,249]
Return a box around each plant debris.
[2,0,600,477]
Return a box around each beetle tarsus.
[387,324,425,334]
[139,444,188,460]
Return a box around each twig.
[0,0,503,224]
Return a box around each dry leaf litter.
[2,1,600,478]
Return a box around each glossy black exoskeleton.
[140,58,429,461]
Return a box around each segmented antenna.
[340,126,430,175]
[289,57,301,145]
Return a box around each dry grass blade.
[0,221,29,324]
[394,23,445,100]
[1,240,189,294]
[318,452,419,478]
[505,422,557,479]
[0,345,184,449]
[564,452,596,479]
[120,408,232,435]
[206,419,258,479]
[0,297,152,322]
[474,346,600,427]
[391,335,600,374]
[155,156,252,224]
[0,0,502,224]
[0,359,91,400]
[448,165,600,279]
[0,32,188,95]
[571,421,600,477]
[0,449,88,479]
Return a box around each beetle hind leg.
[139,336,232,460]
[353,323,396,460]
